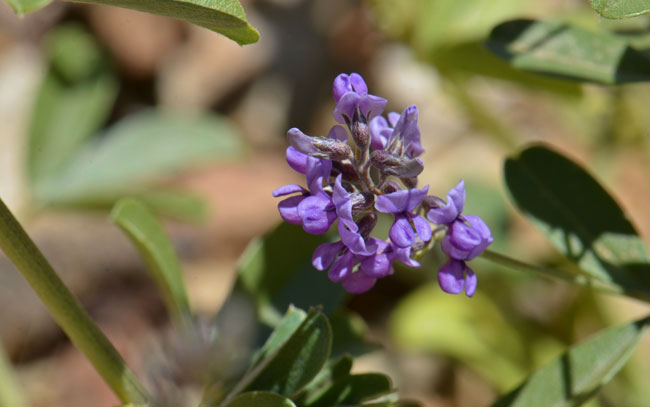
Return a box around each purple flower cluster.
[273,73,493,296]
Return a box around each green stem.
[0,345,26,407]
[480,249,650,303]
[0,197,151,404]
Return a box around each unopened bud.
[351,119,370,150]
[288,127,353,161]
[383,182,400,194]
[371,150,424,178]
[333,161,360,183]
[351,192,375,211]
[357,212,378,237]
[312,138,353,161]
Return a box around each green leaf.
[306,373,392,407]
[0,345,26,407]
[3,0,51,15]
[34,109,243,208]
[236,223,346,326]
[590,0,650,19]
[110,198,192,328]
[487,19,650,84]
[71,0,259,45]
[221,391,296,407]
[250,306,307,367]
[504,144,650,302]
[28,24,118,187]
[231,309,332,398]
[493,316,650,407]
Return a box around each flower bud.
[351,192,375,212]
[351,119,370,150]
[357,212,378,237]
[332,161,360,183]
[311,138,353,161]
[288,128,352,161]
[370,150,424,178]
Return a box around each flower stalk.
[0,197,150,404]
[480,249,650,303]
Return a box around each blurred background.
[1,0,650,406]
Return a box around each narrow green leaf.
[71,0,259,45]
[250,306,307,367]
[111,198,192,328]
[0,345,26,407]
[493,316,650,407]
[590,0,650,19]
[3,0,51,15]
[504,144,650,302]
[306,373,392,407]
[34,109,243,208]
[230,309,332,399]
[487,19,650,85]
[0,198,150,404]
[28,24,117,187]
[236,223,346,326]
[221,391,296,407]
[293,355,354,406]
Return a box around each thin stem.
[0,197,151,404]
[0,345,26,407]
[480,249,650,303]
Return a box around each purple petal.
[449,180,466,215]
[437,260,465,295]
[328,251,357,282]
[427,180,466,225]
[387,112,400,127]
[305,157,332,194]
[412,214,432,242]
[393,246,420,268]
[332,74,352,103]
[277,195,305,225]
[298,194,336,234]
[334,92,360,124]
[442,216,492,261]
[369,116,391,150]
[464,215,493,259]
[328,125,349,141]
[360,240,394,278]
[389,214,415,248]
[286,146,308,174]
[288,128,318,155]
[342,271,376,294]
[272,184,307,197]
[338,221,377,256]
[333,175,357,232]
[375,185,429,214]
[313,241,345,271]
[358,94,387,121]
[464,264,477,297]
[349,73,368,94]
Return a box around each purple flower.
[370,105,424,158]
[441,215,493,261]
[438,259,477,297]
[427,180,492,261]
[375,186,432,249]
[332,73,387,124]
[427,180,465,225]
[272,147,337,234]
[369,112,400,150]
[312,237,395,294]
